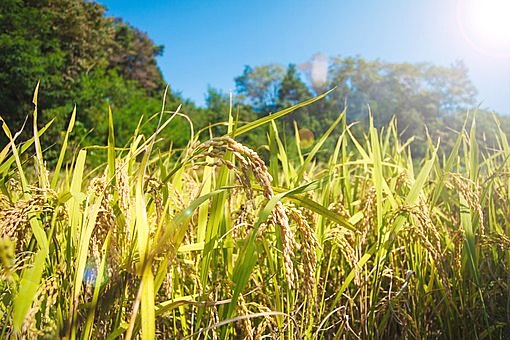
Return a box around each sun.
[457,0,510,58]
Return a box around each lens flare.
[310,53,329,90]
[298,128,315,149]
[84,260,109,287]
[457,0,510,58]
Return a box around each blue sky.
[98,0,510,114]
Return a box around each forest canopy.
[0,0,173,148]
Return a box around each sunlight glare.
[457,0,510,58]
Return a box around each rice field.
[1,89,509,339]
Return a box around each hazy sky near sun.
[98,0,510,114]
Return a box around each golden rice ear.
[236,294,254,339]
[288,204,319,301]
[192,136,297,288]
[445,173,484,235]
[0,236,15,274]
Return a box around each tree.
[325,56,478,137]
[277,64,311,108]
[232,55,488,159]
[276,64,317,131]
[108,19,165,94]
[201,87,264,145]
[235,64,285,114]
[0,0,166,149]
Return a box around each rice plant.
[0,88,509,339]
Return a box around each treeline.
[1,0,508,161]
[231,56,510,158]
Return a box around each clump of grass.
[0,88,509,339]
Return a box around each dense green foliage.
[234,56,510,159]
[0,0,186,151]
